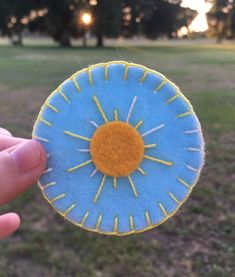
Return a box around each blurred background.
[0,0,235,276]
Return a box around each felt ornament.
[33,61,205,236]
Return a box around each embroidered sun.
[64,95,172,203]
[33,61,204,235]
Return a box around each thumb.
[0,140,47,206]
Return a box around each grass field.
[0,43,235,277]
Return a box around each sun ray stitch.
[114,109,119,121]
[137,166,146,176]
[93,175,107,203]
[135,120,143,130]
[113,177,117,189]
[67,160,92,173]
[93,95,109,123]
[141,124,164,137]
[89,120,99,128]
[90,168,97,178]
[64,131,91,141]
[127,176,138,198]
[144,155,173,166]
[33,61,204,236]
[78,149,90,152]
[144,144,157,149]
[126,96,137,123]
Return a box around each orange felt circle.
[90,121,144,177]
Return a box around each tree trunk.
[11,27,23,46]
[59,31,71,47]
[216,20,224,44]
[96,32,104,47]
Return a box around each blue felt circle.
[33,61,204,236]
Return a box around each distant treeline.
[0,0,234,46]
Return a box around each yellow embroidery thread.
[135,120,143,129]
[87,69,93,86]
[63,203,76,217]
[93,175,107,203]
[129,215,134,231]
[128,175,138,198]
[158,202,168,217]
[38,116,53,127]
[168,192,180,204]
[34,61,203,236]
[81,211,89,225]
[93,95,109,123]
[58,88,70,103]
[67,159,92,173]
[51,193,66,203]
[137,166,146,176]
[45,102,59,113]
[144,155,173,166]
[96,214,102,230]
[64,131,91,141]
[178,177,191,189]
[124,64,129,80]
[154,79,167,92]
[139,70,148,83]
[144,144,156,149]
[71,77,81,92]
[145,211,151,226]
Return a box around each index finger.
[0,135,27,152]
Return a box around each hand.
[0,128,47,240]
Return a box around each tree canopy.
[0,0,198,46]
[207,0,235,42]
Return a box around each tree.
[122,0,142,37]
[28,0,86,47]
[121,0,196,39]
[207,0,235,42]
[91,0,122,47]
[0,0,35,45]
[140,0,193,39]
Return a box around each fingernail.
[11,140,42,173]
[0,128,12,137]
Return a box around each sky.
[181,0,213,32]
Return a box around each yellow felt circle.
[90,121,144,177]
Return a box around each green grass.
[0,42,235,277]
